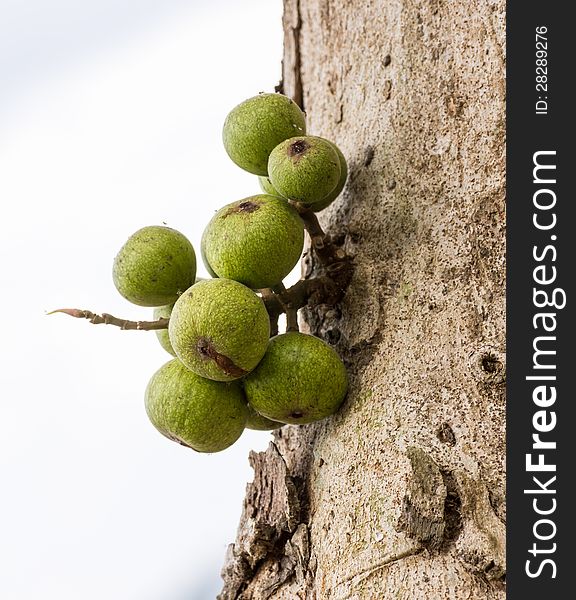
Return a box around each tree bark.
[220,1,506,598]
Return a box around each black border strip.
[507,2,574,595]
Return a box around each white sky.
[0,1,287,598]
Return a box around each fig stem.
[51,272,352,335]
[260,288,280,336]
[291,203,346,266]
[48,308,170,330]
[272,282,299,332]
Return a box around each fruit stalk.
[260,288,281,336]
[272,282,299,332]
[292,202,347,265]
[52,207,353,334]
[48,308,170,330]
[51,273,346,333]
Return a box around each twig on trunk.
[50,272,348,335]
[260,288,281,336]
[48,308,169,330]
[291,202,347,265]
[51,205,354,340]
[273,283,299,332]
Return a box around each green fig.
[153,303,176,356]
[153,277,208,355]
[267,136,341,205]
[112,225,196,307]
[304,141,348,212]
[200,237,218,278]
[145,359,248,453]
[258,176,282,197]
[246,404,283,431]
[169,278,270,382]
[223,93,306,176]
[244,332,348,425]
[201,195,304,289]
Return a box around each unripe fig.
[169,278,270,382]
[304,141,348,212]
[201,195,304,289]
[153,303,176,356]
[268,136,341,205]
[200,238,218,278]
[258,176,282,197]
[246,405,282,431]
[244,332,348,424]
[112,226,196,307]
[222,93,306,176]
[154,278,208,355]
[145,359,248,453]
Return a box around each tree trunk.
[220,1,506,598]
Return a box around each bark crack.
[292,0,303,110]
[332,546,425,597]
[281,0,304,109]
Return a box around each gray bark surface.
[220,1,506,598]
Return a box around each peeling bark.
[396,447,446,551]
[220,1,506,598]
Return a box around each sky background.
[0,1,287,598]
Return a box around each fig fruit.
[246,405,282,431]
[244,332,348,424]
[304,141,348,212]
[153,303,176,356]
[222,93,306,176]
[201,195,304,289]
[169,278,270,381]
[267,136,341,205]
[145,358,248,453]
[258,176,282,197]
[112,226,196,307]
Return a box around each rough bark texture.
[221,1,506,598]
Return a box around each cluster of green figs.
[113,93,349,453]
